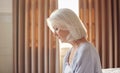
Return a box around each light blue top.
[63,42,102,73]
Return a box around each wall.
[0,0,13,73]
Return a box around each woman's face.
[53,27,69,42]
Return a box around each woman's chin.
[60,39,67,43]
[59,39,63,42]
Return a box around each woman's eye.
[55,28,58,31]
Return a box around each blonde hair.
[47,8,87,42]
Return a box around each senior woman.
[47,8,102,73]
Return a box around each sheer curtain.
[13,0,60,73]
[79,0,120,68]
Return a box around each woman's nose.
[54,32,58,36]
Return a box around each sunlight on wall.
[58,0,79,49]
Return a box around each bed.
[102,68,120,73]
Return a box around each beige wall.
[0,0,13,73]
[0,0,12,13]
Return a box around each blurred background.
[0,0,120,73]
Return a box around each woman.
[47,8,102,73]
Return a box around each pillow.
[102,68,120,73]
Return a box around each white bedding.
[102,68,120,73]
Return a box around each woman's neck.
[70,37,88,49]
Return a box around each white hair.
[47,8,87,42]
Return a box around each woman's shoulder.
[77,42,91,53]
[78,41,96,51]
[76,41,97,58]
